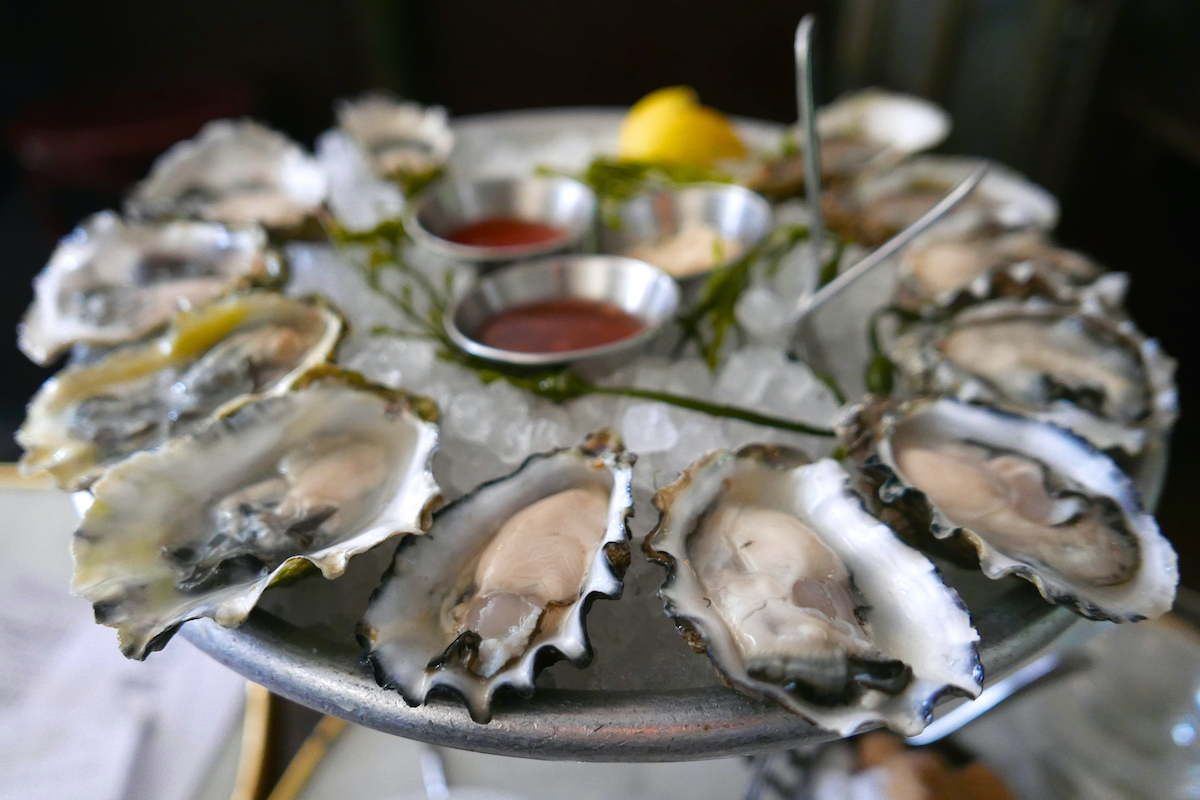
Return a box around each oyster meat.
[18,291,341,490]
[895,229,1103,309]
[645,446,981,736]
[361,432,633,723]
[859,398,1177,621]
[126,119,327,230]
[72,373,441,659]
[19,212,278,365]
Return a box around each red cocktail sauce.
[476,298,645,353]
[445,217,566,248]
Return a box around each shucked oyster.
[644,446,981,736]
[888,297,1177,454]
[731,89,950,200]
[846,397,1177,622]
[360,431,634,723]
[18,212,278,365]
[894,229,1105,311]
[18,291,341,490]
[815,89,951,176]
[335,94,453,186]
[126,119,327,231]
[823,156,1059,246]
[72,373,441,659]
[316,95,453,232]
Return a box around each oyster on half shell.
[846,397,1177,622]
[732,89,950,200]
[360,431,634,723]
[316,96,453,232]
[336,94,453,185]
[644,446,981,737]
[823,156,1059,246]
[18,291,341,491]
[893,229,1105,311]
[73,372,441,659]
[19,212,279,366]
[126,119,327,231]
[887,297,1177,455]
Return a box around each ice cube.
[285,243,403,337]
[492,419,535,465]
[735,284,790,344]
[528,405,572,453]
[447,392,495,444]
[342,336,437,389]
[565,394,621,443]
[433,436,509,498]
[620,403,680,454]
[758,357,840,426]
[714,346,785,407]
[315,130,405,233]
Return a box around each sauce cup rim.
[443,254,680,368]
[603,182,774,282]
[407,175,598,262]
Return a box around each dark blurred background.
[1,0,1196,577]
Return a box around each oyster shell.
[315,130,406,234]
[894,229,1105,311]
[72,372,441,659]
[18,291,341,490]
[18,212,278,365]
[126,119,327,230]
[887,297,1177,454]
[849,397,1177,622]
[732,89,950,199]
[335,94,453,186]
[360,431,634,723]
[824,156,1059,246]
[316,96,453,232]
[816,89,952,174]
[644,446,981,737]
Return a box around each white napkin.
[0,573,244,800]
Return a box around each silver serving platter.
[182,110,1165,762]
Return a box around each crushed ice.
[286,128,843,526]
[287,239,841,504]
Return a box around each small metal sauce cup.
[599,183,774,282]
[408,176,598,264]
[444,254,680,376]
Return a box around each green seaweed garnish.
[863,306,923,397]
[674,224,812,369]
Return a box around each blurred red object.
[6,81,256,235]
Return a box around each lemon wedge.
[618,87,747,167]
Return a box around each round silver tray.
[183,110,1166,762]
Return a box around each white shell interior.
[127,119,327,229]
[18,292,342,491]
[817,88,952,157]
[19,212,274,365]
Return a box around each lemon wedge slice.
[618,87,747,167]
